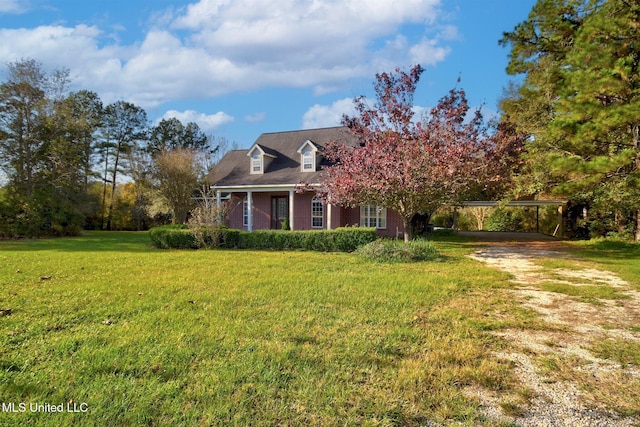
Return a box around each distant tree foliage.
[148,118,209,156]
[500,0,640,240]
[0,58,232,237]
[153,149,201,225]
[0,59,88,236]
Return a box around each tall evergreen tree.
[100,101,148,230]
[0,59,91,236]
[0,59,50,198]
[500,0,640,239]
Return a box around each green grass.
[538,282,629,304]
[591,339,640,367]
[2,233,639,425]
[0,231,523,426]
[570,239,640,286]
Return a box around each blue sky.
[0,0,535,147]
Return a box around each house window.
[302,149,314,171]
[243,197,249,226]
[311,197,323,228]
[360,205,386,229]
[251,153,261,173]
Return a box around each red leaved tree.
[323,65,497,242]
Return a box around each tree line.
[0,58,229,237]
[2,0,638,241]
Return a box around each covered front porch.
[213,185,342,232]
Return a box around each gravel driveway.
[468,241,640,426]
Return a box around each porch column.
[216,190,222,225]
[247,191,253,232]
[288,190,295,230]
[327,203,332,230]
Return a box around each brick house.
[208,127,406,237]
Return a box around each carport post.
[557,204,564,238]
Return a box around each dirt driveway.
[467,238,640,426]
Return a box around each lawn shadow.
[573,240,640,261]
[0,231,153,253]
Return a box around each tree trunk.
[106,144,121,231]
[615,209,626,234]
[636,207,640,242]
[101,150,109,230]
[402,216,411,243]
[634,126,639,242]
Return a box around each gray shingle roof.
[209,127,355,188]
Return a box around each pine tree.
[500,0,640,239]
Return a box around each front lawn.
[1,232,637,425]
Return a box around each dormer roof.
[247,143,278,158]
[296,139,320,154]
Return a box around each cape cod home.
[208,127,407,237]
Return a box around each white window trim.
[302,150,314,171]
[297,140,319,173]
[311,197,323,228]
[242,197,249,226]
[251,152,262,174]
[360,205,387,229]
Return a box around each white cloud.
[409,38,450,66]
[175,0,446,81]
[303,99,432,129]
[0,25,127,101]
[0,25,106,66]
[244,112,266,123]
[0,0,24,14]
[302,98,357,129]
[161,109,234,133]
[0,0,455,108]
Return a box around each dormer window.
[251,152,261,173]
[302,149,314,171]
[247,144,276,175]
[297,139,320,173]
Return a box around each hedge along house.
[208,127,406,237]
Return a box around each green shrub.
[485,208,524,232]
[355,239,440,263]
[219,228,241,248]
[235,228,376,251]
[149,225,197,249]
[150,226,377,251]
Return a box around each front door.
[271,196,289,229]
